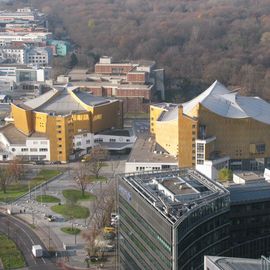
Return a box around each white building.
[26,47,52,65]
[0,32,52,46]
[0,45,27,64]
[0,124,50,161]
[125,135,178,173]
[73,129,136,155]
[0,125,136,162]
[0,64,52,89]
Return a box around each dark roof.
[99,129,130,137]
[229,182,270,204]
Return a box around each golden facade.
[11,86,123,162]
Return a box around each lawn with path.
[0,169,61,202]
[36,195,60,203]
[61,227,81,235]
[63,189,95,202]
[51,204,90,219]
[0,233,25,269]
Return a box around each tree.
[82,181,115,258]
[86,145,108,179]
[218,168,233,182]
[0,166,15,194]
[74,162,95,197]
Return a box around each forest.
[13,0,270,101]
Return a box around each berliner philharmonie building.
[150,81,270,179]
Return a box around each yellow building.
[10,85,123,162]
[151,81,270,178]
[150,103,179,156]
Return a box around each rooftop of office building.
[127,135,177,164]
[121,169,228,224]
[228,179,270,204]
[205,255,270,270]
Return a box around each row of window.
[11,147,48,152]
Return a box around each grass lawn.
[29,169,61,188]
[61,227,81,235]
[36,195,60,203]
[0,169,61,203]
[0,233,25,269]
[51,204,90,219]
[63,189,95,203]
[89,175,108,183]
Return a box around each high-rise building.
[118,169,230,270]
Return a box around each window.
[256,144,266,153]
[76,142,81,146]
[39,148,48,152]
[58,138,62,141]
[126,139,130,142]
[30,148,38,152]
[58,151,62,154]
[83,134,87,137]
[86,140,90,144]
[21,148,28,152]
[33,141,38,145]
[110,138,116,142]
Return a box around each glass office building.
[118,169,230,270]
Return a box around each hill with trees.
[11,0,270,101]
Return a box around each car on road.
[44,214,56,222]
[100,244,115,252]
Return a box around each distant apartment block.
[0,44,26,63]
[0,32,52,46]
[0,64,52,90]
[0,7,46,25]
[26,47,52,65]
[48,40,69,56]
[68,56,165,113]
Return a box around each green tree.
[218,168,233,182]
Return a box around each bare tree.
[0,166,15,194]
[82,222,102,258]
[86,145,108,180]
[74,162,95,197]
[8,158,24,182]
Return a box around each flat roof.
[206,256,263,270]
[0,123,47,144]
[233,171,264,182]
[72,80,152,90]
[229,181,270,204]
[127,135,177,164]
[121,169,229,224]
[99,129,131,137]
[162,178,197,195]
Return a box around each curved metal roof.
[182,80,270,125]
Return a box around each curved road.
[0,212,61,270]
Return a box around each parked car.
[103,232,116,240]
[100,244,115,252]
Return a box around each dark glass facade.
[118,173,230,270]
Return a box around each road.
[0,212,61,270]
